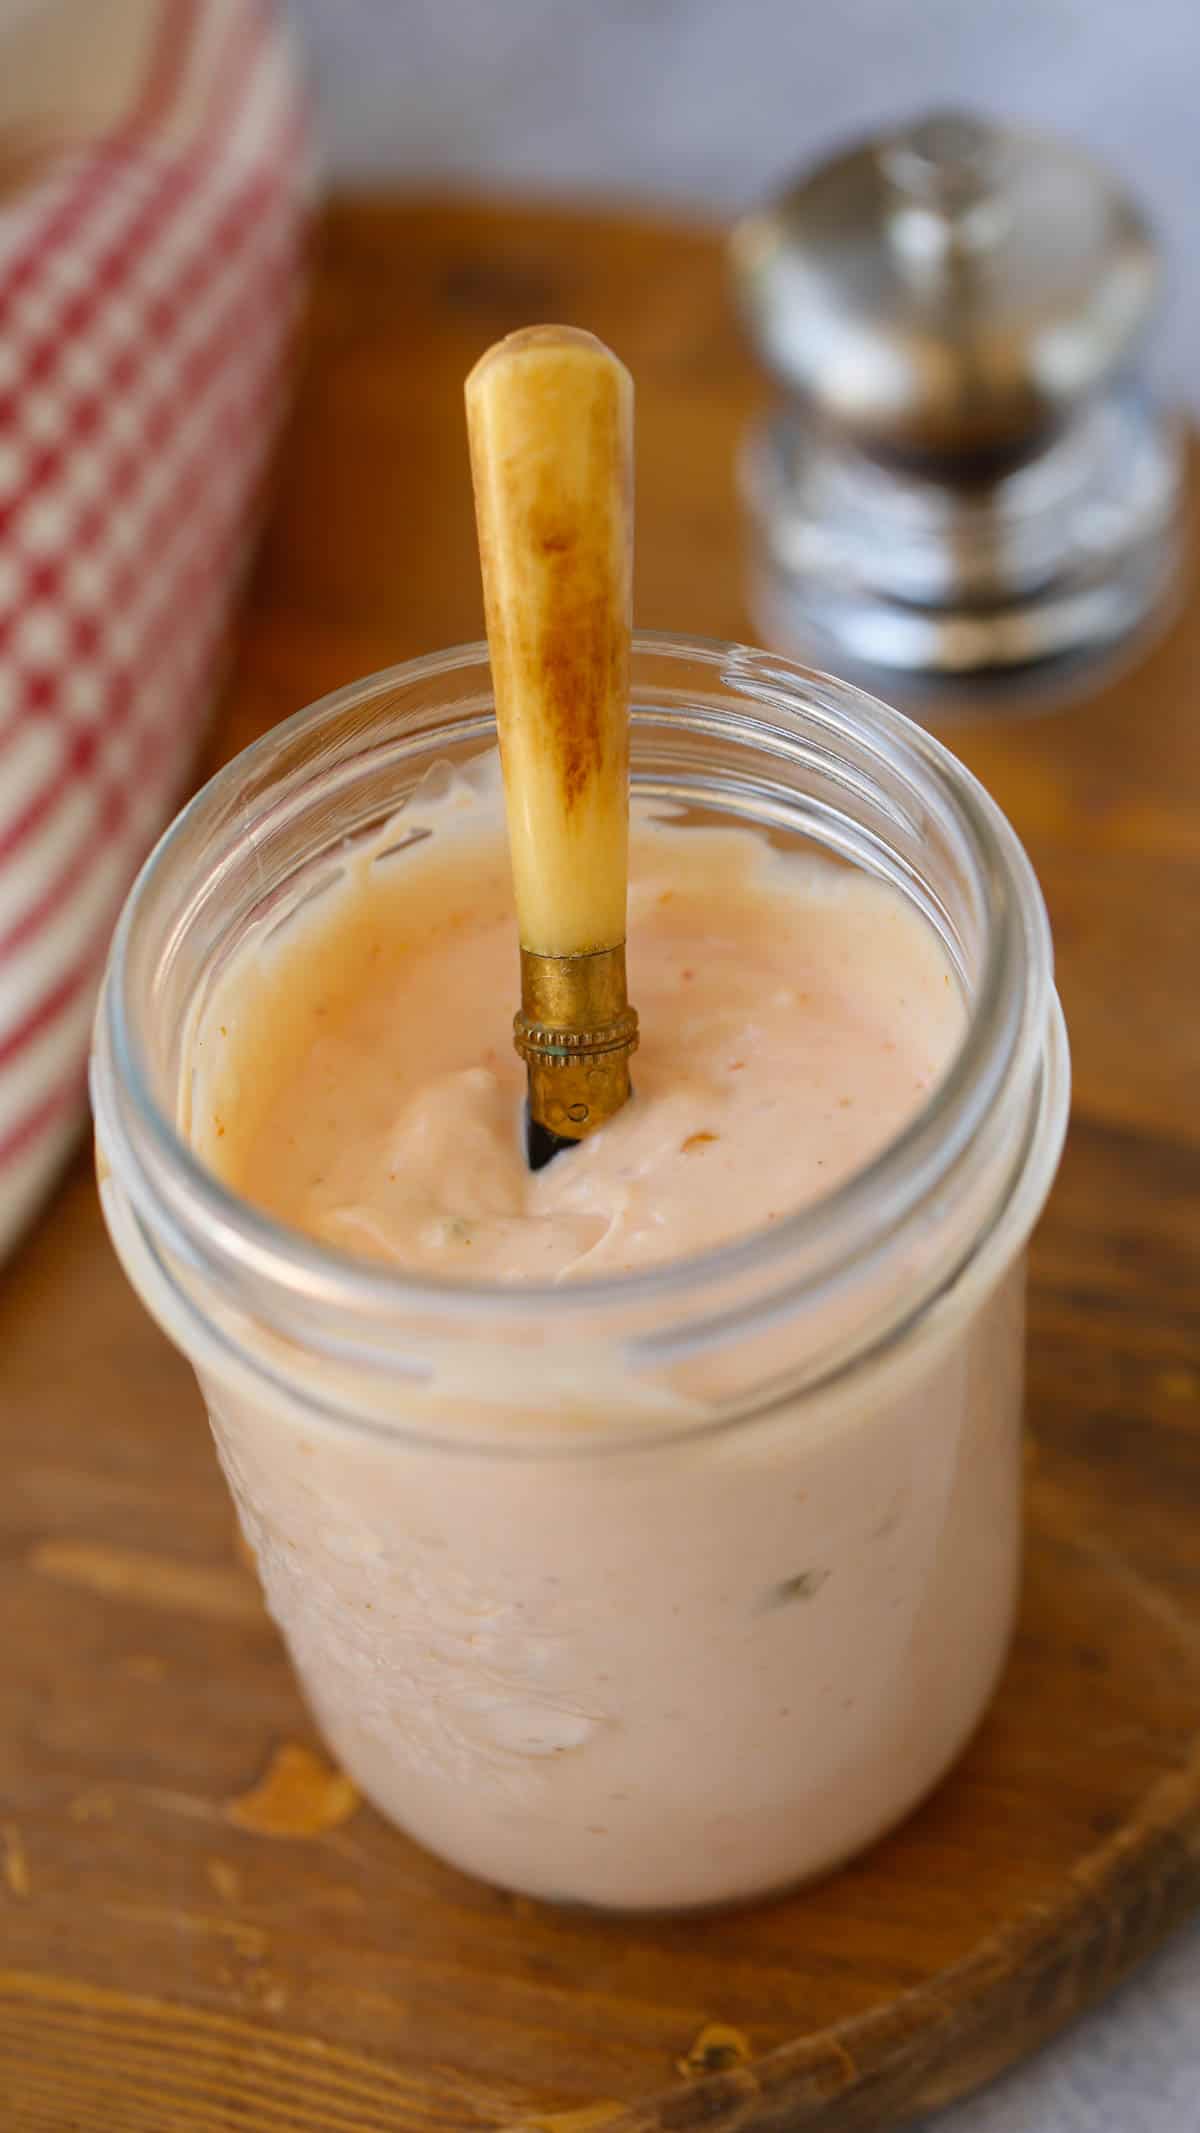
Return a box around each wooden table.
[3,195,1200,2133]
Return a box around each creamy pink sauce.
[177,772,1026,1910]
[193,799,964,1280]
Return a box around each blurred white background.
[285,0,1198,400]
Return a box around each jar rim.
[96,632,1058,1349]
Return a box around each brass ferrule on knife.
[514,945,639,1144]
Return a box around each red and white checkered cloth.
[0,0,312,1258]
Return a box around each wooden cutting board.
[3,195,1199,2133]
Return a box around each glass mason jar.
[91,636,1069,1913]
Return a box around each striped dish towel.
[0,0,312,1260]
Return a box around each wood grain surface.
[3,194,1200,2133]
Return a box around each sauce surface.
[190,770,965,1281]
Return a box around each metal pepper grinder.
[733,110,1185,701]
